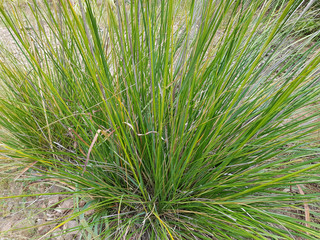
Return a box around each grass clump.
[294,5,320,40]
[1,0,320,239]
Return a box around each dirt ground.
[0,26,22,56]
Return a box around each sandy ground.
[0,26,22,56]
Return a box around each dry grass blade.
[13,161,37,181]
[82,129,101,174]
[297,184,311,230]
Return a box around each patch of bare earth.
[0,178,78,239]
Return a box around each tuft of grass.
[1,0,320,239]
[294,8,320,40]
